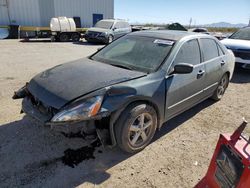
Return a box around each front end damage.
[13,85,114,146]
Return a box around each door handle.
[197,70,205,79]
[221,60,226,66]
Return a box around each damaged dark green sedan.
[13,30,235,153]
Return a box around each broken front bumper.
[22,97,96,134]
[22,97,52,123]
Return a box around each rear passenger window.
[200,39,220,61]
[174,39,201,65]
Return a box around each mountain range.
[202,22,248,28]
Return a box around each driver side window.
[173,39,201,67]
[114,22,121,29]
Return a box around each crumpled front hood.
[28,58,145,109]
[221,38,250,50]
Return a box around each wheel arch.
[109,33,114,38]
[225,71,230,79]
[108,99,162,147]
[107,34,114,44]
[224,71,230,87]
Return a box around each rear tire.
[115,103,157,153]
[59,33,69,42]
[211,74,229,101]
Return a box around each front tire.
[115,103,157,153]
[107,35,113,44]
[211,74,229,101]
[59,33,69,42]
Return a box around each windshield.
[229,27,250,40]
[91,36,174,73]
[94,20,114,29]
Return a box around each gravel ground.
[0,39,249,188]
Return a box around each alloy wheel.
[128,113,153,147]
[217,75,228,99]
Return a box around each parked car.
[190,28,210,35]
[85,19,131,44]
[221,27,250,68]
[13,30,235,153]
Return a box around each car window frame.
[198,38,222,63]
[217,43,225,56]
[167,38,202,74]
[112,21,117,29]
[90,35,176,73]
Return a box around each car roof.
[100,19,127,22]
[129,30,206,41]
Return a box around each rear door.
[165,39,206,120]
[199,38,225,95]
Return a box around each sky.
[115,0,250,25]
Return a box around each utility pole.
[189,18,192,28]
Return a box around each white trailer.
[50,17,82,42]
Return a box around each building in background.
[0,0,114,27]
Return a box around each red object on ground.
[196,120,250,188]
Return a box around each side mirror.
[113,27,117,31]
[173,63,194,74]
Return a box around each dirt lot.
[0,39,250,188]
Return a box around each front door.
[93,14,103,26]
[165,39,206,120]
[112,22,123,39]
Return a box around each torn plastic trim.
[12,83,29,99]
[106,86,137,97]
[108,107,126,148]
